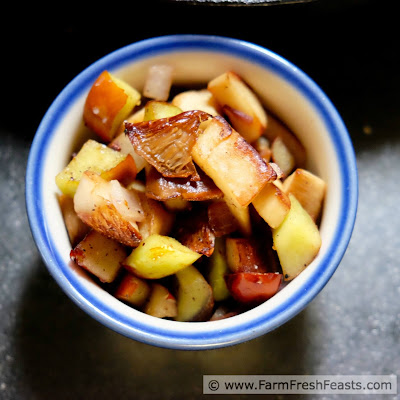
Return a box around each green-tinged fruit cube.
[143,101,182,121]
[175,265,214,322]
[55,139,126,197]
[208,238,230,302]
[123,234,201,279]
[272,194,321,281]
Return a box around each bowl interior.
[26,35,357,349]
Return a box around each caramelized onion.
[174,207,215,257]
[74,171,143,247]
[125,110,210,180]
[207,201,239,237]
[145,166,223,201]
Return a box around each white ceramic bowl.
[26,34,358,350]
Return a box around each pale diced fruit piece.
[115,272,151,307]
[208,71,267,143]
[70,230,127,283]
[172,89,221,116]
[253,136,272,163]
[143,100,182,121]
[192,117,276,235]
[207,238,230,302]
[282,168,326,222]
[192,117,276,208]
[144,283,177,319]
[175,265,214,322]
[58,194,90,246]
[143,64,174,101]
[123,234,201,279]
[263,113,306,167]
[74,171,144,247]
[272,194,322,281]
[83,70,141,142]
[252,182,291,229]
[222,106,260,144]
[109,132,147,173]
[55,139,127,197]
[136,192,174,240]
[271,136,295,177]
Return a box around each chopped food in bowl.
[56,67,326,322]
[26,35,357,349]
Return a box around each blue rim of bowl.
[26,34,358,350]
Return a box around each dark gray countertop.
[1,1,399,398]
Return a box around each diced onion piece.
[74,171,143,247]
[143,65,174,101]
[145,166,223,201]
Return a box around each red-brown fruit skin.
[225,272,282,304]
[83,71,129,142]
